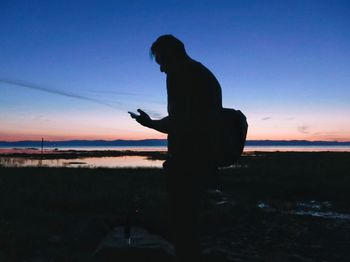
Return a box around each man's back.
[166,59,222,161]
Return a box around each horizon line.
[1,139,350,143]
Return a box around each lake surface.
[1,145,350,168]
[2,145,350,152]
[244,145,350,152]
[0,155,164,168]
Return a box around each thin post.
[41,137,44,156]
[38,138,44,167]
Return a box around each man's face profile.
[155,52,175,74]
[155,53,166,73]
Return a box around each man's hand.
[129,109,153,128]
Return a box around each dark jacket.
[165,59,222,162]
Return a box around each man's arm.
[130,109,169,134]
[150,116,169,134]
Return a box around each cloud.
[85,89,140,97]
[261,117,271,121]
[0,79,127,111]
[285,117,295,121]
[33,115,50,122]
[298,124,310,134]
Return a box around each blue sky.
[1,0,349,141]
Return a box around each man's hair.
[150,35,186,59]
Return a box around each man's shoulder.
[186,60,212,76]
[187,60,218,83]
[188,59,205,70]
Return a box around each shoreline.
[1,149,350,159]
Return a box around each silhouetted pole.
[38,138,44,167]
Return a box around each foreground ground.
[0,152,350,261]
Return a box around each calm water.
[1,145,350,168]
[2,145,350,152]
[0,155,164,168]
[245,145,350,152]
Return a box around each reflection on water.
[287,210,350,220]
[1,145,350,153]
[1,145,350,168]
[245,146,350,152]
[0,156,163,168]
[257,200,350,220]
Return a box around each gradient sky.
[1,0,349,141]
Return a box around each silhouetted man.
[130,35,222,260]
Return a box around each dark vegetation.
[0,152,350,261]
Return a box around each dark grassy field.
[1,152,350,261]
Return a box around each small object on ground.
[90,226,175,261]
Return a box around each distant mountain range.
[0,139,350,147]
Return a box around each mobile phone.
[128,111,139,118]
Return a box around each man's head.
[150,35,188,74]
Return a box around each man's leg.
[164,161,202,260]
